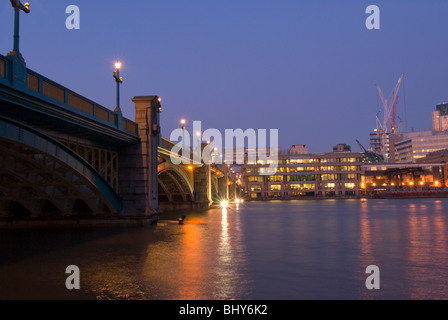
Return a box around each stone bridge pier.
[193,161,212,209]
[118,96,161,218]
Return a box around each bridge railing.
[159,137,197,165]
[160,137,176,151]
[159,139,224,176]
[0,53,138,137]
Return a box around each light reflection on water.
[2,199,448,299]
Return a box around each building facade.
[387,103,448,163]
[370,131,390,160]
[432,103,448,132]
[288,144,308,155]
[389,130,448,163]
[241,149,363,200]
[361,163,446,192]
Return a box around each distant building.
[432,103,448,131]
[241,146,363,200]
[389,130,448,163]
[288,144,308,155]
[223,147,281,165]
[416,149,448,187]
[416,148,448,163]
[361,162,446,190]
[379,103,448,163]
[370,131,390,160]
[332,143,351,153]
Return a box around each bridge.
[0,50,237,224]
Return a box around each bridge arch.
[157,160,194,205]
[0,116,121,218]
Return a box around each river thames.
[1,198,448,300]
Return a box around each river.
[1,198,448,300]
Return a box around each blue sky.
[1,1,448,153]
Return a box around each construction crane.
[356,139,368,153]
[356,139,384,163]
[374,74,404,160]
[376,74,403,134]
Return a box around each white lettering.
[66,5,80,30]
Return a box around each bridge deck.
[0,53,139,146]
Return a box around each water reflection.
[359,200,372,261]
[358,213,375,298]
[405,201,448,299]
[213,207,251,299]
[356,199,448,299]
[214,209,233,298]
[139,208,250,300]
[2,199,448,299]
[178,216,208,299]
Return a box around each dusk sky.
[1,1,448,153]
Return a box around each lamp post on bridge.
[113,61,123,114]
[180,119,186,154]
[7,1,30,89]
[9,0,30,57]
[196,131,201,163]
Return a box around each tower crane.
[374,74,404,160]
[376,74,403,134]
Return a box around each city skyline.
[1,1,447,153]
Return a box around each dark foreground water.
[1,198,448,300]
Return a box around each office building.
[241,145,363,200]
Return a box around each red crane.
[376,74,404,134]
[373,74,404,161]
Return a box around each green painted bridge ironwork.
[0,51,234,220]
[0,115,121,217]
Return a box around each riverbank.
[244,190,448,201]
[372,190,448,199]
[0,214,160,229]
[0,202,224,229]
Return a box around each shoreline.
[0,214,160,229]
[245,191,448,201]
[0,204,223,229]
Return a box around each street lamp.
[9,0,30,56]
[113,60,123,113]
[180,119,186,156]
[212,147,218,164]
[196,131,201,160]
